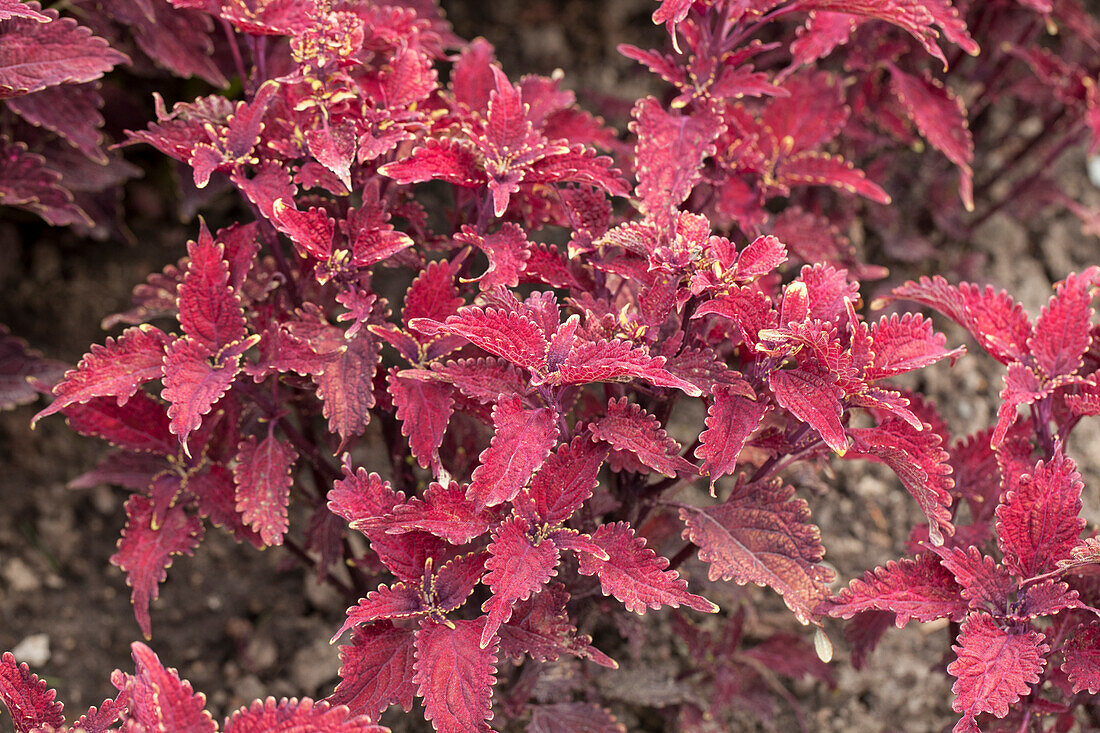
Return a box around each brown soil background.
[3,1,1100,731]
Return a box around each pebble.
[4,558,41,593]
[12,634,50,667]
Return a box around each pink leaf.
[389,370,454,469]
[33,325,170,425]
[0,651,64,733]
[330,622,417,722]
[233,432,298,546]
[996,447,1086,577]
[110,496,204,639]
[1062,622,1100,694]
[114,642,216,732]
[589,398,696,478]
[695,387,768,488]
[827,553,968,626]
[223,697,384,732]
[769,365,848,455]
[467,395,558,510]
[413,618,497,733]
[948,613,1047,731]
[519,436,608,526]
[178,227,248,352]
[577,522,716,615]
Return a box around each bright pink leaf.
[178,228,247,352]
[1028,269,1095,379]
[389,370,454,469]
[996,447,1086,577]
[769,365,848,455]
[330,622,417,721]
[695,387,768,488]
[0,651,64,733]
[1062,622,1100,694]
[481,515,562,647]
[549,338,703,396]
[827,553,968,626]
[114,642,216,732]
[520,436,608,526]
[223,697,384,732]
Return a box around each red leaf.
[779,151,890,204]
[528,703,625,733]
[887,276,1032,366]
[413,618,497,733]
[330,622,416,722]
[432,551,488,612]
[846,418,955,546]
[178,227,248,352]
[389,370,454,469]
[114,642,216,732]
[233,432,297,546]
[110,495,204,639]
[589,398,695,478]
[0,136,88,226]
[1062,622,1100,694]
[888,66,974,209]
[271,199,334,262]
[865,313,964,379]
[410,307,548,374]
[736,235,788,279]
[379,138,484,188]
[467,395,558,510]
[1028,269,1096,379]
[313,331,381,450]
[933,546,1013,611]
[162,336,248,451]
[0,7,128,97]
[827,553,968,626]
[234,163,296,221]
[679,477,832,625]
[577,522,716,615]
[328,467,402,526]
[425,358,528,404]
[948,613,1047,731]
[695,387,768,489]
[64,392,175,455]
[7,82,107,162]
[519,436,608,526]
[306,122,356,191]
[789,12,859,69]
[481,515,562,647]
[335,583,425,642]
[0,651,64,733]
[456,223,531,291]
[996,447,1086,577]
[769,365,848,455]
[630,96,723,226]
[549,338,703,396]
[0,0,48,21]
[33,325,170,425]
[498,583,615,668]
[364,481,489,545]
[223,697,384,732]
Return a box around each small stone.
[12,634,50,667]
[4,558,41,593]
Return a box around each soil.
[3,2,1100,732]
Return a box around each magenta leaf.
[948,613,1048,732]
[769,364,848,455]
[113,642,216,732]
[413,618,497,733]
[330,622,417,722]
[695,387,768,489]
[223,697,385,732]
[577,522,716,615]
[481,515,562,647]
[827,553,968,626]
[233,432,298,546]
[389,370,454,470]
[110,495,204,639]
[520,435,608,526]
[0,652,64,733]
[0,7,128,98]
[1062,622,1100,694]
[589,398,695,478]
[995,447,1086,577]
[467,395,558,510]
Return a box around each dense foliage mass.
[3,0,1100,730]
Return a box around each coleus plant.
[6,0,1100,732]
[825,270,1100,732]
[0,642,387,732]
